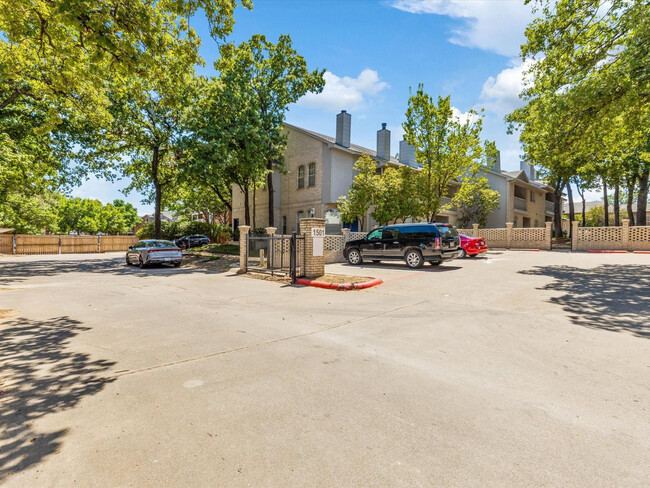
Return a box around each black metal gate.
[246,233,305,283]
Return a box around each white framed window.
[530,191,535,202]
[297,166,305,189]
[308,162,316,187]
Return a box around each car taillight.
[435,237,441,249]
[147,249,155,253]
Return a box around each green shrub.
[136,219,233,242]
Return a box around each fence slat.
[2,234,137,255]
[0,234,13,254]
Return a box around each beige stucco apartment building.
[231,111,558,233]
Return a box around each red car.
[458,234,488,258]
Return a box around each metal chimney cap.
[381,123,387,129]
[340,110,347,113]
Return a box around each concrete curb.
[586,250,628,254]
[632,251,650,254]
[296,278,383,291]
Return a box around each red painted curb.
[296,278,383,291]
[586,250,628,253]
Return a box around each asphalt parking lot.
[1,251,649,487]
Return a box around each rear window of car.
[436,225,458,238]
[152,240,176,248]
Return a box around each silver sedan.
[126,240,183,268]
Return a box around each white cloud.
[479,59,534,116]
[297,69,389,112]
[451,106,480,125]
[390,0,535,57]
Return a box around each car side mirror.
[128,246,133,250]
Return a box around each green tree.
[337,155,379,231]
[182,76,270,226]
[58,197,102,234]
[215,34,325,227]
[372,166,418,225]
[454,177,500,228]
[99,200,139,234]
[403,87,484,222]
[509,0,650,225]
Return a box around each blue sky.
[74,0,555,214]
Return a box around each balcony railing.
[545,200,554,213]
[514,196,527,212]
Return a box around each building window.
[308,162,316,187]
[297,166,305,189]
[530,191,535,202]
[513,216,518,228]
[282,216,287,235]
[296,211,304,231]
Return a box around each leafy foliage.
[337,155,379,230]
[454,177,500,228]
[136,220,232,243]
[403,87,485,222]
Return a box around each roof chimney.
[336,110,351,148]
[376,123,390,160]
[399,140,416,167]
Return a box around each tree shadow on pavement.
[0,316,115,480]
[0,256,222,286]
[519,264,650,338]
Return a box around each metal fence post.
[98,234,102,253]
[12,233,16,255]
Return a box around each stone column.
[545,221,553,250]
[342,228,350,242]
[472,223,479,236]
[571,221,579,251]
[621,219,630,251]
[506,222,513,249]
[238,225,250,272]
[300,218,326,279]
[265,227,276,268]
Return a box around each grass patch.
[207,244,239,255]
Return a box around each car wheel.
[429,260,442,266]
[469,254,477,258]
[126,256,132,266]
[173,262,181,268]
[458,248,467,259]
[138,256,146,269]
[346,248,363,265]
[405,249,424,269]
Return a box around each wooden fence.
[0,234,137,255]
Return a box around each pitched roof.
[284,123,406,167]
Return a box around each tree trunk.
[252,188,257,230]
[553,179,565,238]
[627,175,636,226]
[243,186,250,226]
[603,179,609,226]
[152,146,162,239]
[637,169,649,226]
[614,183,620,226]
[574,178,586,226]
[267,167,274,227]
[567,182,575,237]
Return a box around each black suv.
[175,234,210,249]
[343,223,461,268]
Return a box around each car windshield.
[367,229,383,240]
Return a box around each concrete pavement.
[0,251,648,487]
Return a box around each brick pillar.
[472,223,479,236]
[342,228,350,242]
[545,221,552,250]
[300,218,325,279]
[238,225,250,272]
[506,222,513,249]
[621,219,630,251]
[571,221,579,252]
